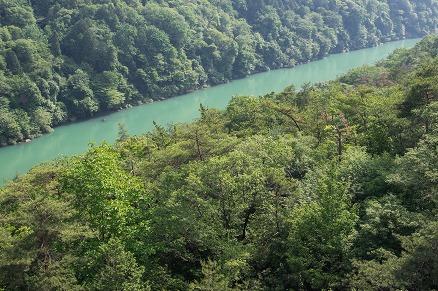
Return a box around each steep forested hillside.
[0,0,437,145]
[1,35,437,291]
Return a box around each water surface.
[0,39,420,184]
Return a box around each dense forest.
[1,0,438,145]
[1,34,437,290]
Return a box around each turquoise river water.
[0,38,420,184]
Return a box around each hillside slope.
[0,0,437,145]
[1,35,437,290]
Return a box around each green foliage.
[388,132,438,211]
[61,142,148,243]
[93,71,126,110]
[1,0,437,145]
[288,166,358,289]
[87,238,149,291]
[1,7,438,291]
[0,161,89,290]
[395,220,438,290]
[189,259,233,291]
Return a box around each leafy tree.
[61,142,148,244]
[4,49,22,74]
[62,18,117,72]
[189,259,233,291]
[93,71,125,110]
[142,3,190,50]
[0,108,22,145]
[61,69,97,118]
[388,131,438,211]
[8,75,44,111]
[0,161,88,291]
[287,166,358,289]
[395,220,438,290]
[0,0,36,27]
[116,123,129,143]
[31,107,53,133]
[87,238,149,291]
[403,58,438,134]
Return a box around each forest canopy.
[1,34,438,290]
[0,0,437,145]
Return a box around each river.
[0,38,420,184]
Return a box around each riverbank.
[0,38,421,185]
